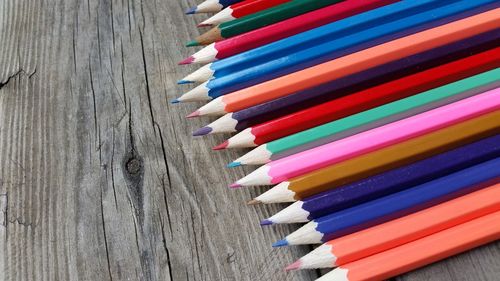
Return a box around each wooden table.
[0,0,499,280]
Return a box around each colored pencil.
[232,89,500,187]
[199,0,292,27]
[204,49,499,144]
[227,66,500,162]
[263,135,500,224]
[213,56,500,152]
[198,31,500,134]
[193,9,500,116]
[182,0,443,81]
[272,158,500,246]
[186,0,243,14]
[314,210,500,281]
[179,0,495,101]
[287,183,500,270]
[184,0,397,64]
[190,0,346,46]
[251,111,500,204]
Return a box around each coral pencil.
[191,0,346,46]
[315,210,500,281]
[195,9,500,116]
[199,0,292,27]
[185,0,396,64]
[186,0,243,14]
[232,89,500,187]
[180,0,495,101]
[263,135,500,224]
[288,184,500,270]
[208,51,499,151]
[198,31,499,131]
[252,111,500,204]
[274,158,500,246]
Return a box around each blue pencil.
[273,157,500,246]
[264,135,500,225]
[186,0,242,14]
[177,0,498,101]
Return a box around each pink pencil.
[230,88,500,187]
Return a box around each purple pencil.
[195,29,499,136]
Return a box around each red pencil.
[206,47,500,149]
[183,0,397,64]
[199,0,292,27]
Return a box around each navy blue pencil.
[193,29,499,133]
[263,134,500,224]
[186,0,242,14]
[272,158,500,246]
[178,0,498,102]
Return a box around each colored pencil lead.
[186,110,200,118]
[272,239,288,247]
[178,56,194,65]
[185,7,196,15]
[170,99,179,104]
[229,182,242,188]
[177,80,192,85]
[227,162,241,168]
[212,141,228,150]
[197,23,212,28]
[260,219,273,226]
[192,126,212,137]
[186,40,200,47]
[246,199,261,205]
[285,261,301,271]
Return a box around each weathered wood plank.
[0,1,498,280]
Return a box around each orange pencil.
[313,209,500,281]
[194,8,500,116]
[287,184,500,270]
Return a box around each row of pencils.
[176,0,500,280]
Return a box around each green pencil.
[231,68,500,166]
[190,0,345,46]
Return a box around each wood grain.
[0,1,498,280]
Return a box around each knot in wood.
[126,158,142,175]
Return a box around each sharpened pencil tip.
[177,80,193,85]
[192,126,212,137]
[185,7,196,14]
[285,261,301,271]
[260,219,273,226]
[186,110,200,118]
[247,199,261,205]
[229,183,242,188]
[273,239,288,247]
[197,23,212,27]
[178,56,194,65]
[227,162,241,168]
[171,99,180,104]
[186,40,200,47]
[212,141,228,150]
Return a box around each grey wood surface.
[0,0,499,280]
